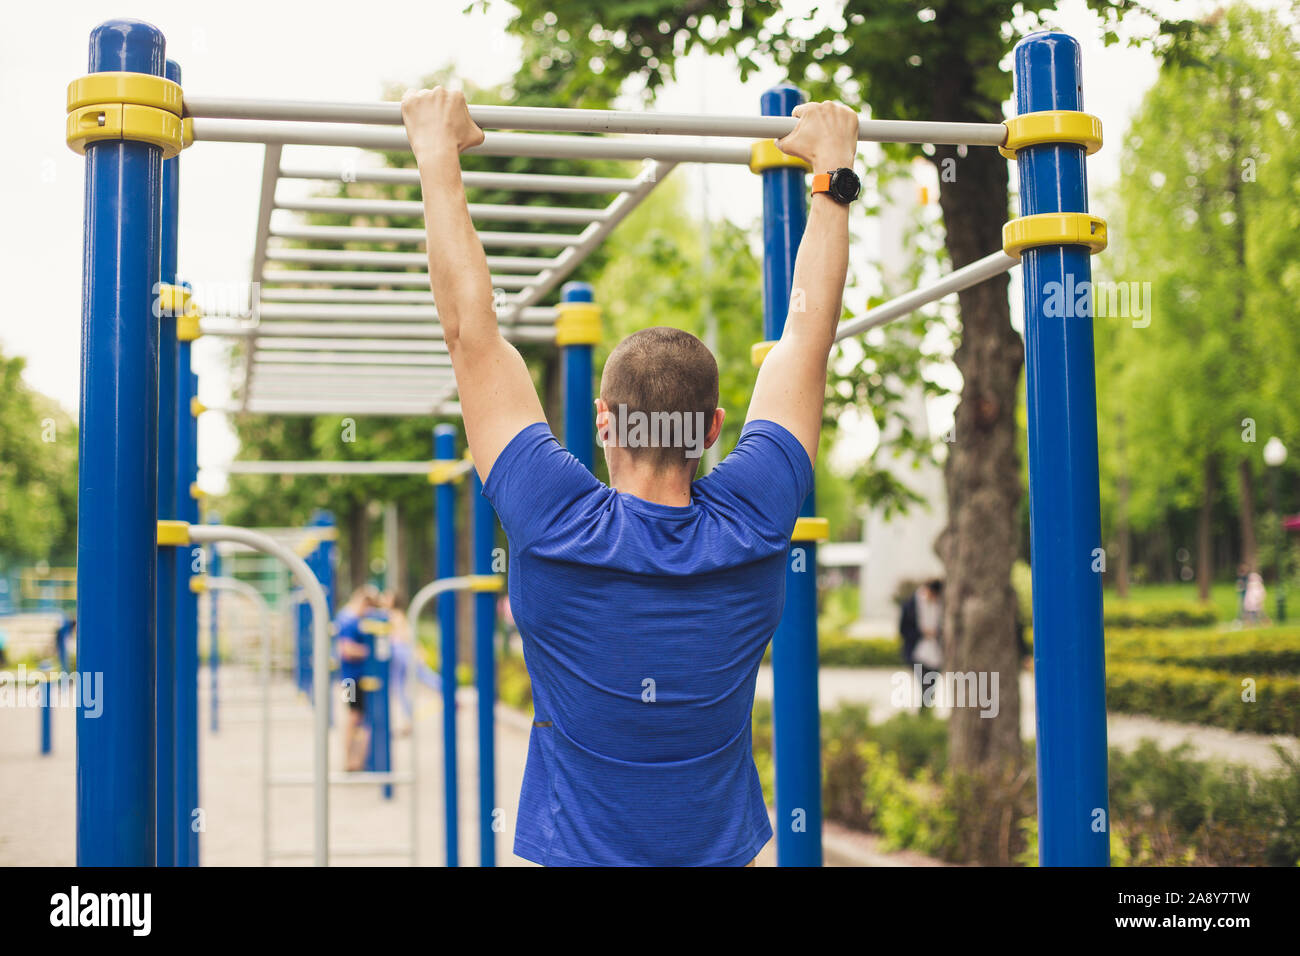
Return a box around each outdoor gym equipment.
[70,18,1107,867]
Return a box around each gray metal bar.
[264,248,559,271]
[243,143,283,412]
[184,96,1009,146]
[270,223,582,249]
[257,303,557,322]
[278,165,640,192]
[275,195,606,224]
[261,269,538,290]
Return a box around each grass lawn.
[1104,581,1244,624]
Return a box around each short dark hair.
[600,327,718,470]
[926,579,944,595]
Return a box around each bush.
[1106,661,1300,736]
[496,653,533,711]
[1106,626,1300,675]
[1103,600,1218,629]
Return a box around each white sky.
[0,0,1226,487]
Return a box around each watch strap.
[811,172,833,195]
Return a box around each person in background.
[384,590,416,737]
[1235,563,1251,625]
[899,579,945,713]
[1243,571,1268,628]
[335,585,377,771]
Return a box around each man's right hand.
[401,86,486,160]
[775,100,859,171]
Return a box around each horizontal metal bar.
[503,159,674,322]
[279,165,639,193]
[257,337,451,352]
[185,96,1009,146]
[230,461,433,476]
[258,303,557,322]
[248,321,556,342]
[253,351,450,366]
[835,251,1020,341]
[270,224,582,249]
[261,269,538,290]
[252,367,456,383]
[260,287,436,304]
[265,248,558,271]
[275,195,606,224]
[190,120,754,163]
[217,399,461,416]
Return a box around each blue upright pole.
[558,281,597,471]
[155,56,181,867]
[176,365,200,866]
[759,84,823,867]
[74,18,165,867]
[1014,32,1110,867]
[208,513,221,733]
[434,425,460,867]
[471,472,497,866]
[40,662,53,756]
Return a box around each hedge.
[1106,660,1300,736]
[1106,627,1300,675]
[1102,600,1218,629]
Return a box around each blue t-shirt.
[335,609,368,684]
[483,419,813,866]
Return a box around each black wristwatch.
[812,167,861,204]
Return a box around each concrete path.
[755,665,1300,771]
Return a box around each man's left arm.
[402,88,546,482]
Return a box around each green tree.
[1101,3,1300,599]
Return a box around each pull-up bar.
[185,96,1010,147]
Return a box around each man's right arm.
[744,101,859,469]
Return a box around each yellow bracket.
[157,520,191,546]
[429,456,473,485]
[176,310,202,342]
[294,535,321,557]
[189,575,208,595]
[750,341,777,368]
[189,482,204,501]
[191,397,207,418]
[792,517,830,542]
[358,677,382,691]
[359,618,391,636]
[66,72,186,159]
[999,110,1103,160]
[555,301,602,346]
[1002,212,1108,258]
[468,574,505,593]
[313,527,339,541]
[157,283,191,316]
[749,140,813,175]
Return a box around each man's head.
[597,327,725,477]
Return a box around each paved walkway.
[755,666,1300,771]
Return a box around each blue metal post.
[1014,32,1109,867]
[208,513,220,733]
[560,281,595,471]
[472,472,497,866]
[75,18,165,867]
[40,663,53,756]
[434,425,460,866]
[175,366,200,866]
[361,610,393,799]
[760,84,823,867]
[155,58,181,865]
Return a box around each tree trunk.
[347,501,370,594]
[1115,412,1131,598]
[930,134,1023,777]
[1197,454,1217,601]
[1238,458,1258,572]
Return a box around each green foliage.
[1107,626,1300,675]
[1103,601,1219,629]
[1106,661,1300,736]
[0,351,78,565]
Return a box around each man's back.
[484,419,812,866]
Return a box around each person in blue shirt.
[335,586,377,771]
[402,89,857,865]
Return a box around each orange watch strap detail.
[811,172,832,194]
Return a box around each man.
[335,585,377,771]
[899,579,944,712]
[402,88,858,866]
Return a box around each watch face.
[829,168,861,203]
